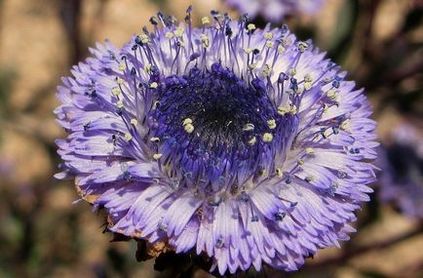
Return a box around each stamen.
[262,133,273,143]
[267,119,277,129]
[242,123,255,131]
[153,153,163,160]
[124,133,133,142]
[201,16,210,25]
[130,118,138,125]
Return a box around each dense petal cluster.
[225,0,325,22]
[379,123,423,218]
[55,8,377,275]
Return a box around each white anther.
[297,41,309,53]
[262,133,273,143]
[340,119,351,131]
[265,41,274,48]
[153,153,163,160]
[112,87,121,96]
[244,48,253,54]
[174,27,185,38]
[184,123,195,134]
[264,32,273,40]
[305,147,314,155]
[248,63,257,70]
[150,137,160,143]
[305,175,315,182]
[304,74,313,83]
[124,133,133,142]
[247,23,256,31]
[267,119,277,129]
[138,33,150,44]
[289,105,297,114]
[304,82,312,90]
[182,118,193,126]
[201,16,210,25]
[118,62,126,71]
[149,82,158,89]
[116,100,124,109]
[247,136,257,146]
[144,64,152,73]
[326,89,337,100]
[130,118,138,126]
[116,77,124,85]
[277,106,289,116]
[165,31,174,39]
[275,168,283,177]
[200,34,209,48]
[262,64,272,77]
[242,123,255,131]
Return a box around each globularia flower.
[55,8,377,275]
[379,123,423,218]
[225,0,325,22]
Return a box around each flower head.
[379,123,423,218]
[225,0,325,22]
[56,8,377,275]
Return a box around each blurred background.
[0,0,422,277]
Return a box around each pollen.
[138,33,150,44]
[247,23,256,31]
[150,137,160,142]
[267,119,277,129]
[174,27,185,38]
[118,62,126,71]
[265,41,274,48]
[340,119,351,131]
[112,87,121,96]
[184,123,195,134]
[116,100,124,109]
[182,118,193,126]
[277,106,289,116]
[153,153,163,160]
[130,118,138,126]
[165,31,174,39]
[182,118,194,134]
[262,64,272,76]
[305,175,315,182]
[144,64,152,73]
[201,16,210,25]
[304,82,312,90]
[200,34,209,48]
[264,32,273,40]
[150,82,159,89]
[297,41,309,53]
[305,147,314,155]
[326,89,338,100]
[275,168,283,177]
[242,123,255,131]
[244,48,253,54]
[247,136,257,146]
[289,105,297,114]
[262,133,273,143]
[124,133,133,142]
[304,74,313,83]
[116,77,124,85]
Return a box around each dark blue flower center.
[149,63,285,189]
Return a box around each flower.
[225,0,325,22]
[55,8,377,275]
[379,122,423,218]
